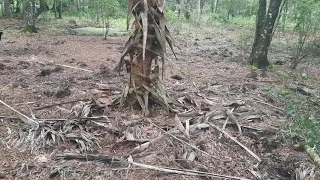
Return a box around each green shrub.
[165,9,180,23]
[264,76,320,148]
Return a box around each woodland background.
[0,0,320,179]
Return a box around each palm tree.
[115,0,176,116]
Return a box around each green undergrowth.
[35,14,128,36]
[263,71,320,150]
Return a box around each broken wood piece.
[209,123,261,162]
[226,109,242,135]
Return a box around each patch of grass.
[109,18,127,31]
[72,27,129,36]
[264,74,320,149]
[165,9,180,23]
[229,16,255,27]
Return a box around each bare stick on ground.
[209,123,261,162]
[0,100,39,128]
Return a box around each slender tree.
[214,0,219,13]
[196,0,201,26]
[23,0,37,33]
[250,0,266,64]
[15,0,21,14]
[23,0,49,33]
[250,0,283,68]
[3,0,11,18]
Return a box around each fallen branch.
[0,100,39,128]
[253,97,284,112]
[34,98,91,110]
[178,110,204,117]
[0,116,17,119]
[0,116,110,122]
[129,159,250,180]
[14,102,36,106]
[37,61,94,73]
[57,153,129,167]
[226,109,242,135]
[209,123,261,162]
[57,153,250,179]
[146,118,218,160]
[34,96,110,110]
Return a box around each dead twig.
[253,97,284,112]
[0,100,39,128]
[57,153,249,179]
[209,123,261,162]
[14,102,36,106]
[0,116,17,119]
[37,61,94,73]
[129,158,250,180]
[145,118,218,160]
[34,96,109,110]
[226,109,242,134]
[221,108,234,134]
[178,110,204,117]
[219,107,236,139]
[57,153,128,167]
[0,116,109,122]
[34,99,89,110]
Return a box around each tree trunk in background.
[77,0,80,11]
[23,0,37,33]
[179,0,185,17]
[200,0,205,14]
[196,0,201,26]
[96,0,100,22]
[3,0,10,18]
[35,0,49,18]
[250,0,266,64]
[15,0,21,14]
[54,0,57,18]
[250,0,282,69]
[58,1,62,19]
[214,0,219,13]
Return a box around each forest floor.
[0,19,320,179]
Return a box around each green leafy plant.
[267,64,276,71]
[264,86,320,149]
[251,65,258,71]
[276,71,290,79]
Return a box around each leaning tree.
[116,0,177,116]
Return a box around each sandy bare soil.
[0,21,319,179]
